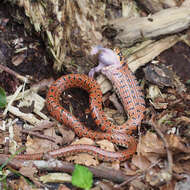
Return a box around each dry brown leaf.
[96,181,114,190]
[166,134,190,153]
[146,168,172,187]
[137,132,165,163]
[13,123,22,143]
[96,139,115,152]
[122,162,138,176]
[138,132,165,154]
[71,137,94,145]
[58,184,71,190]
[176,116,190,124]
[12,53,26,66]
[147,85,168,110]
[132,154,151,171]
[103,107,126,125]
[159,179,176,190]
[19,163,37,179]
[30,120,55,131]
[67,153,99,166]
[57,124,75,144]
[44,127,63,145]
[173,160,190,174]
[19,163,42,187]
[18,176,33,190]
[25,128,59,154]
[131,179,148,190]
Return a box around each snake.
[2,47,145,162]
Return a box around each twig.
[3,85,23,116]
[0,155,131,183]
[150,114,173,174]
[116,158,162,188]
[0,64,30,83]
[21,129,56,142]
[115,174,144,189]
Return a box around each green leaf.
[0,87,6,108]
[72,164,93,190]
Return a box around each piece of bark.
[127,35,180,72]
[106,6,190,46]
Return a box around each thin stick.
[0,64,30,83]
[0,155,131,183]
[150,114,173,174]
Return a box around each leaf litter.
[0,1,190,190]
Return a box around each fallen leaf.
[96,139,115,152]
[146,168,172,187]
[103,107,126,125]
[57,124,75,144]
[173,159,190,174]
[137,132,165,163]
[19,162,42,187]
[132,154,151,171]
[13,123,22,146]
[147,85,168,109]
[58,184,71,190]
[12,53,26,66]
[159,179,176,190]
[19,163,38,179]
[71,137,94,145]
[30,120,55,131]
[137,132,165,154]
[25,128,59,154]
[67,153,99,166]
[44,127,63,145]
[166,134,190,153]
[131,179,148,190]
[96,181,114,190]
[18,176,33,190]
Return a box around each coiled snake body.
[3,48,145,162]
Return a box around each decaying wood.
[127,35,180,72]
[5,0,190,72]
[107,5,190,46]
[7,0,106,71]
